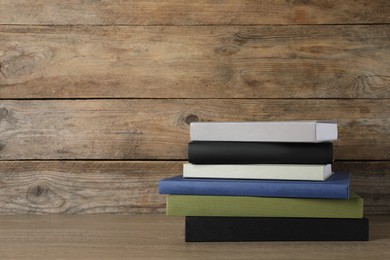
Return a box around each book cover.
[166,192,363,218]
[190,120,337,142]
[185,217,369,242]
[183,163,333,181]
[188,141,333,164]
[159,172,350,199]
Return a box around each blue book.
[159,172,350,199]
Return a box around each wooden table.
[0,215,389,259]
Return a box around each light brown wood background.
[0,0,389,214]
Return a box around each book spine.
[159,174,350,199]
[188,141,333,164]
[183,163,332,181]
[185,217,369,242]
[166,194,363,218]
[190,122,337,142]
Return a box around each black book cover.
[185,217,369,242]
[188,141,333,164]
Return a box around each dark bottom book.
[185,217,369,242]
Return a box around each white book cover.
[183,163,333,181]
[190,120,337,142]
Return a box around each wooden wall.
[0,1,389,214]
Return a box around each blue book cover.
[159,172,350,199]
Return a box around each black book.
[188,141,333,164]
[185,217,369,242]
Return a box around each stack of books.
[159,121,369,242]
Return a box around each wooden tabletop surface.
[0,215,388,259]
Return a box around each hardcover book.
[159,172,350,199]
[185,217,369,242]
[166,192,363,218]
[190,120,337,142]
[183,163,333,181]
[188,141,333,164]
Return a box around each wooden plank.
[0,99,389,160]
[0,161,179,215]
[1,0,389,25]
[1,25,389,99]
[0,161,388,215]
[0,215,388,259]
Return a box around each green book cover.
[166,192,363,218]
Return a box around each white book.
[183,163,333,181]
[190,120,337,142]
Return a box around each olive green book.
[166,192,363,218]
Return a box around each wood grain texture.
[0,215,388,260]
[0,161,388,215]
[0,99,389,160]
[0,161,178,214]
[1,25,389,98]
[1,0,389,25]
[1,1,389,219]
